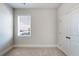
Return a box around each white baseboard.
[13,45,57,48]
[0,46,13,56]
[57,45,67,56]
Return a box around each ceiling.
[7,3,61,8]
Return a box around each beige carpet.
[4,47,66,56]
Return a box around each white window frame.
[18,15,31,37]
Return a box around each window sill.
[18,35,31,38]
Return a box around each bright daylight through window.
[18,16,31,37]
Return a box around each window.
[18,16,31,37]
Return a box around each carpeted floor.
[4,47,66,56]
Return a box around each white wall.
[57,3,79,56]
[0,4,13,55]
[14,8,57,47]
